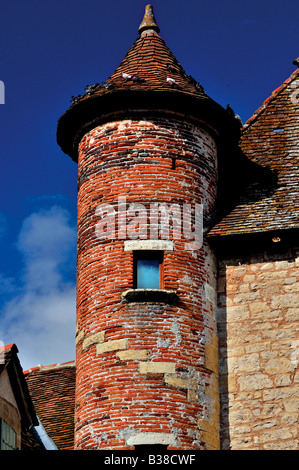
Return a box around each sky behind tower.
[0,0,298,370]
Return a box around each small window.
[134,251,164,289]
[0,419,17,450]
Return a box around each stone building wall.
[0,369,22,449]
[217,246,299,450]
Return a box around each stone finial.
[138,4,160,35]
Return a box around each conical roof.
[104,5,207,99]
[57,5,239,161]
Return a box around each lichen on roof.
[57,5,238,161]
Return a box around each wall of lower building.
[0,369,21,449]
[217,245,299,450]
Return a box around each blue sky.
[0,0,298,370]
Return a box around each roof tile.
[71,7,207,106]
[24,362,76,450]
[209,67,299,237]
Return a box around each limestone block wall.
[217,246,299,450]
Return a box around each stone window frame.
[122,240,178,303]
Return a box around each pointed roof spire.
[57,5,240,161]
[138,4,160,35]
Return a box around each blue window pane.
[137,259,160,289]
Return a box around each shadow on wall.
[215,146,279,229]
[216,260,230,450]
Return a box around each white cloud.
[17,205,75,259]
[0,205,77,370]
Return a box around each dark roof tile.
[209,67,299,237]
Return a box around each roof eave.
[57,89,241,162]
[208,226,299,256]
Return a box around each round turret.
[57,5,239,450]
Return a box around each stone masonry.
[217,247,299,450]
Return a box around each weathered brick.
[74,116,219,450]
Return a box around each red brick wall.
[75,117,220,449]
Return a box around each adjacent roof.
[0,344,38,429]
[57,5,240,161]
[209,65,299,239]
[24,361,76,450]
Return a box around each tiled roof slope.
[79,4,207,101]
[0,343,15,365]
[99,27,207,99]
[21,426,45,451]
[24,361,76,450]
[209,66,299,237]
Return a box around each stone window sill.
[121,289,178,304]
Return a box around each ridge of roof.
[0,343,15,350]
[23,360,75,375]
[0,343,17,354]
[0,344,17,370]
[242,66,299,132]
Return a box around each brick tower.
[57,5,239,450]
